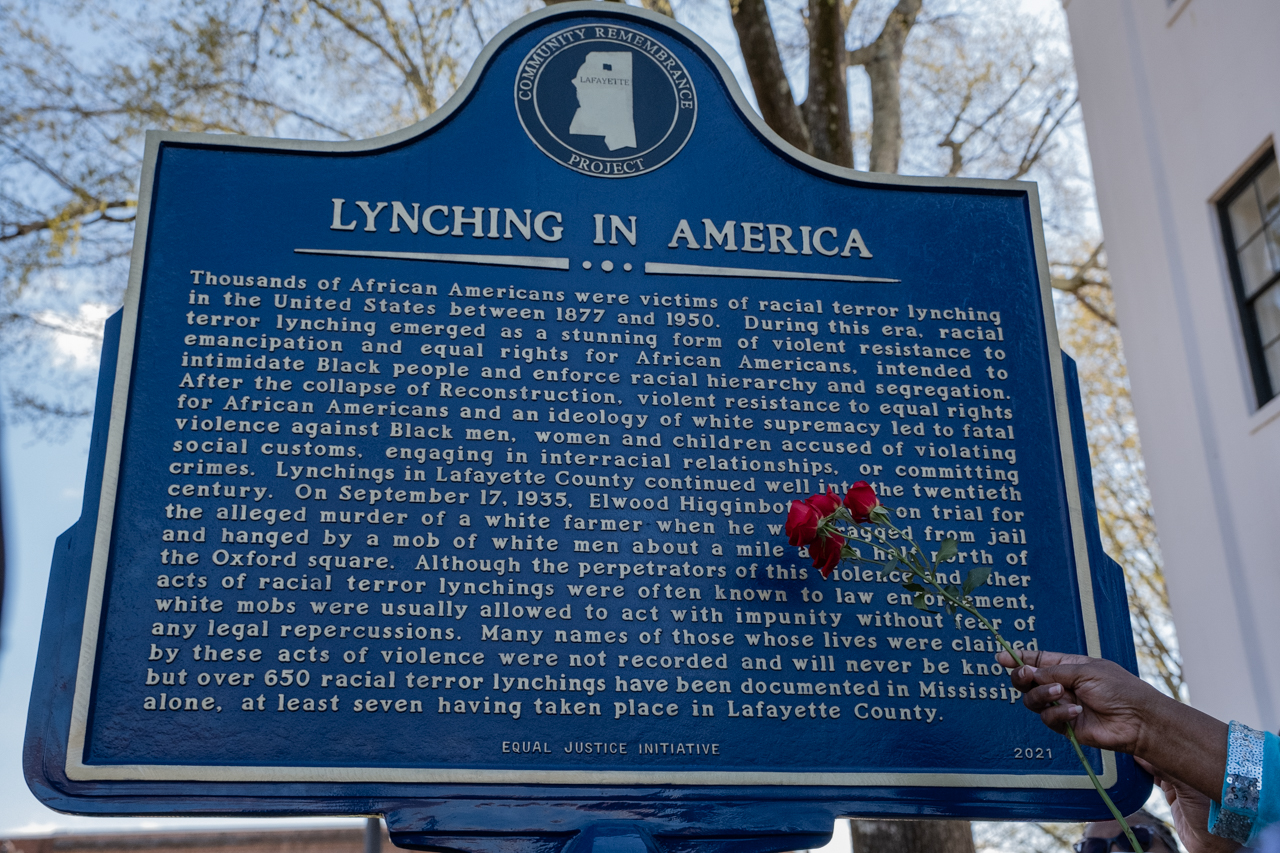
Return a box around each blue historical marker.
[26,4,1149,850]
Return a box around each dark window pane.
[1229,185,1263,245]
[1240,231,1273,296]
[1259,160,1280,222]
[1221,152,1280,407]
[1269,218,1280,284]
[1255,282,1280,347]
[1265,340,1280,397]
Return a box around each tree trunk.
[848,0,921,173]
[850,819,976,853]
[729,0,811,152]
[802,0,852,167]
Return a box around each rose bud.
[843,481,879,523]
[810,532,846,578]
[786,501,821,547]
[805,488,842,519]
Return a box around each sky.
[0,0,1123,844]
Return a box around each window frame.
[1217,148,1280,408]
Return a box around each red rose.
[844,481,879,523]
[810,532,846,578]
[786,501,821,546]
[805,488,842,519]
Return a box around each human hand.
[1136,757,1240,853]
[999,649,1228,800]
[997,649,1166,756]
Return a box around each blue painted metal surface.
[25,3,1149,848]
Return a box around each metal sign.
[26,4,1148,850]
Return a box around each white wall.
[1064,0,1280,729]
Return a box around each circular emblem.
[515,25,697,178]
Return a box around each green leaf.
[912,594,937,615]
[963,566,994,596]
[882,558,898,573]
[935,537,958,564]
[903,583,925,593]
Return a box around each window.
[1219,150,1280,407]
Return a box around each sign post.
[26,5,1149,850]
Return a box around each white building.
[1064,0,1280,729]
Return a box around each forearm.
[1135,696,1229,803]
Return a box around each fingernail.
[1069,705,1083,716]
[1048,684,1062,698]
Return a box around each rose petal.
[843,481,879,523]
[786,501,820,546]
[806,489,842,519]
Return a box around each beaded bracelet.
[1209,720,1266,844]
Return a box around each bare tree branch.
[308,0,436,112]
[937,63,1035,177]
[1052,242,1116,326]
[0,200,135,242]
[1009,93,1076,180]
[6,392,93,421]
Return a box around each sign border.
[60,0,1108,792]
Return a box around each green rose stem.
[816,508,1142,853]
